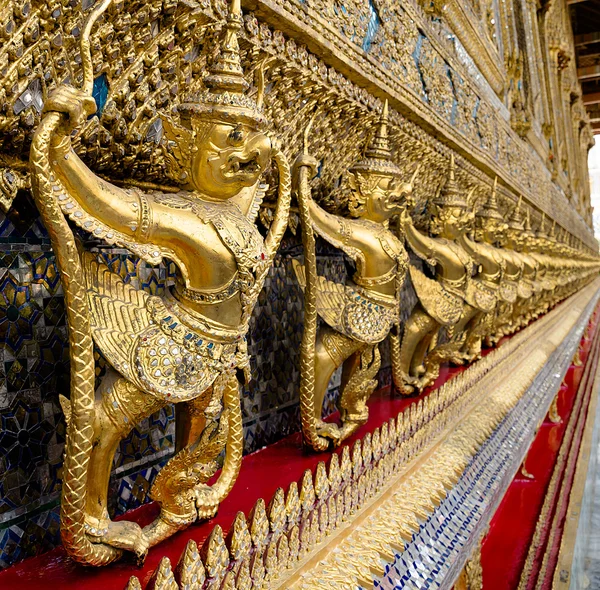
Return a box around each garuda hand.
[43,85,97,139]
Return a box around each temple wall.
[0,0,594,567]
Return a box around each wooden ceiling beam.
[583,91,600,105]
[575,32,600,47]
[578,64,600,80]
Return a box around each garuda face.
[475,218,507,245]
[189,122,272,199]
[429,205,473,239]
[349,171,413,223]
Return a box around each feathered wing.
[293,259,348,333]
[81,251,152,384]
[409,265,463,326]
[293,259,396,344]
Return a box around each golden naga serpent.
[296,119,330,451]
[29,0,120,565]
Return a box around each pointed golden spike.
[124,577,142,590]
[380,422,389,454]
[175,539,205,589]
[300,469,316,512]
[225,512,251,562]
[285,480,301,525]
[381,98,389,138]
[248,498,269,551]
[449,153,455,181]
[201,525,229,581]
[371,428,382,461]
[314,462,330,500]
[433,389,441,412]
[352,439,363,479]
[146,556,178,590]
[388,417,397,447]
[415,399,423,428]
[288,525,300,563]
[264,541,278,581]
[318,501,329,540]
[328,495,339,531]
[398,411,407,442]
[328,452,341,492]
[362,433,372,467]
[408,404,415,434]
[268,487,286,537]
[277,533,290,571]
[249,551,266,588]
[221,570,236,590]
[309,510,320,548]
[236,558,251,590]
[340,445,352,482]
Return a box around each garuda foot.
[195,484,220,520]
[336,420,362,444]
[88,519,149,562]
[315,420,342,445]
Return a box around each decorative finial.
[536,211,547,239]
[349,99,401,176]
[176,0,267,128]
[433,153,469,208]
[476,176,502,220]
[508,195,524,230]
[522,207,534,237]
[204,0,248,93]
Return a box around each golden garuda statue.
[395,157,490,394]
[510,208,542,331]
[25,0,290,566]
[293,102,413,450]
[489,198,526,343]
[455,178,506,362]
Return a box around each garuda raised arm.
[28,0,290,565]
[294,102,412,450]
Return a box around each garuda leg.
[312,327,365,444]
[337,345,381,441]
[395,302,440,394]
[84,370,166,558]
[143,371,243,546]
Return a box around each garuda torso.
[295,215,407,345]
[499,248,524,303]
[407,233,476,326]
[56,181,270,402]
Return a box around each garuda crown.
[176,0,267,130]
[476,177,504,221]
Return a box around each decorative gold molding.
[443,0,505,95]
[242,0,596,248]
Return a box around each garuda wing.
[408,265,463,326]
[82,252,233,402]
[293,259,396,345]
